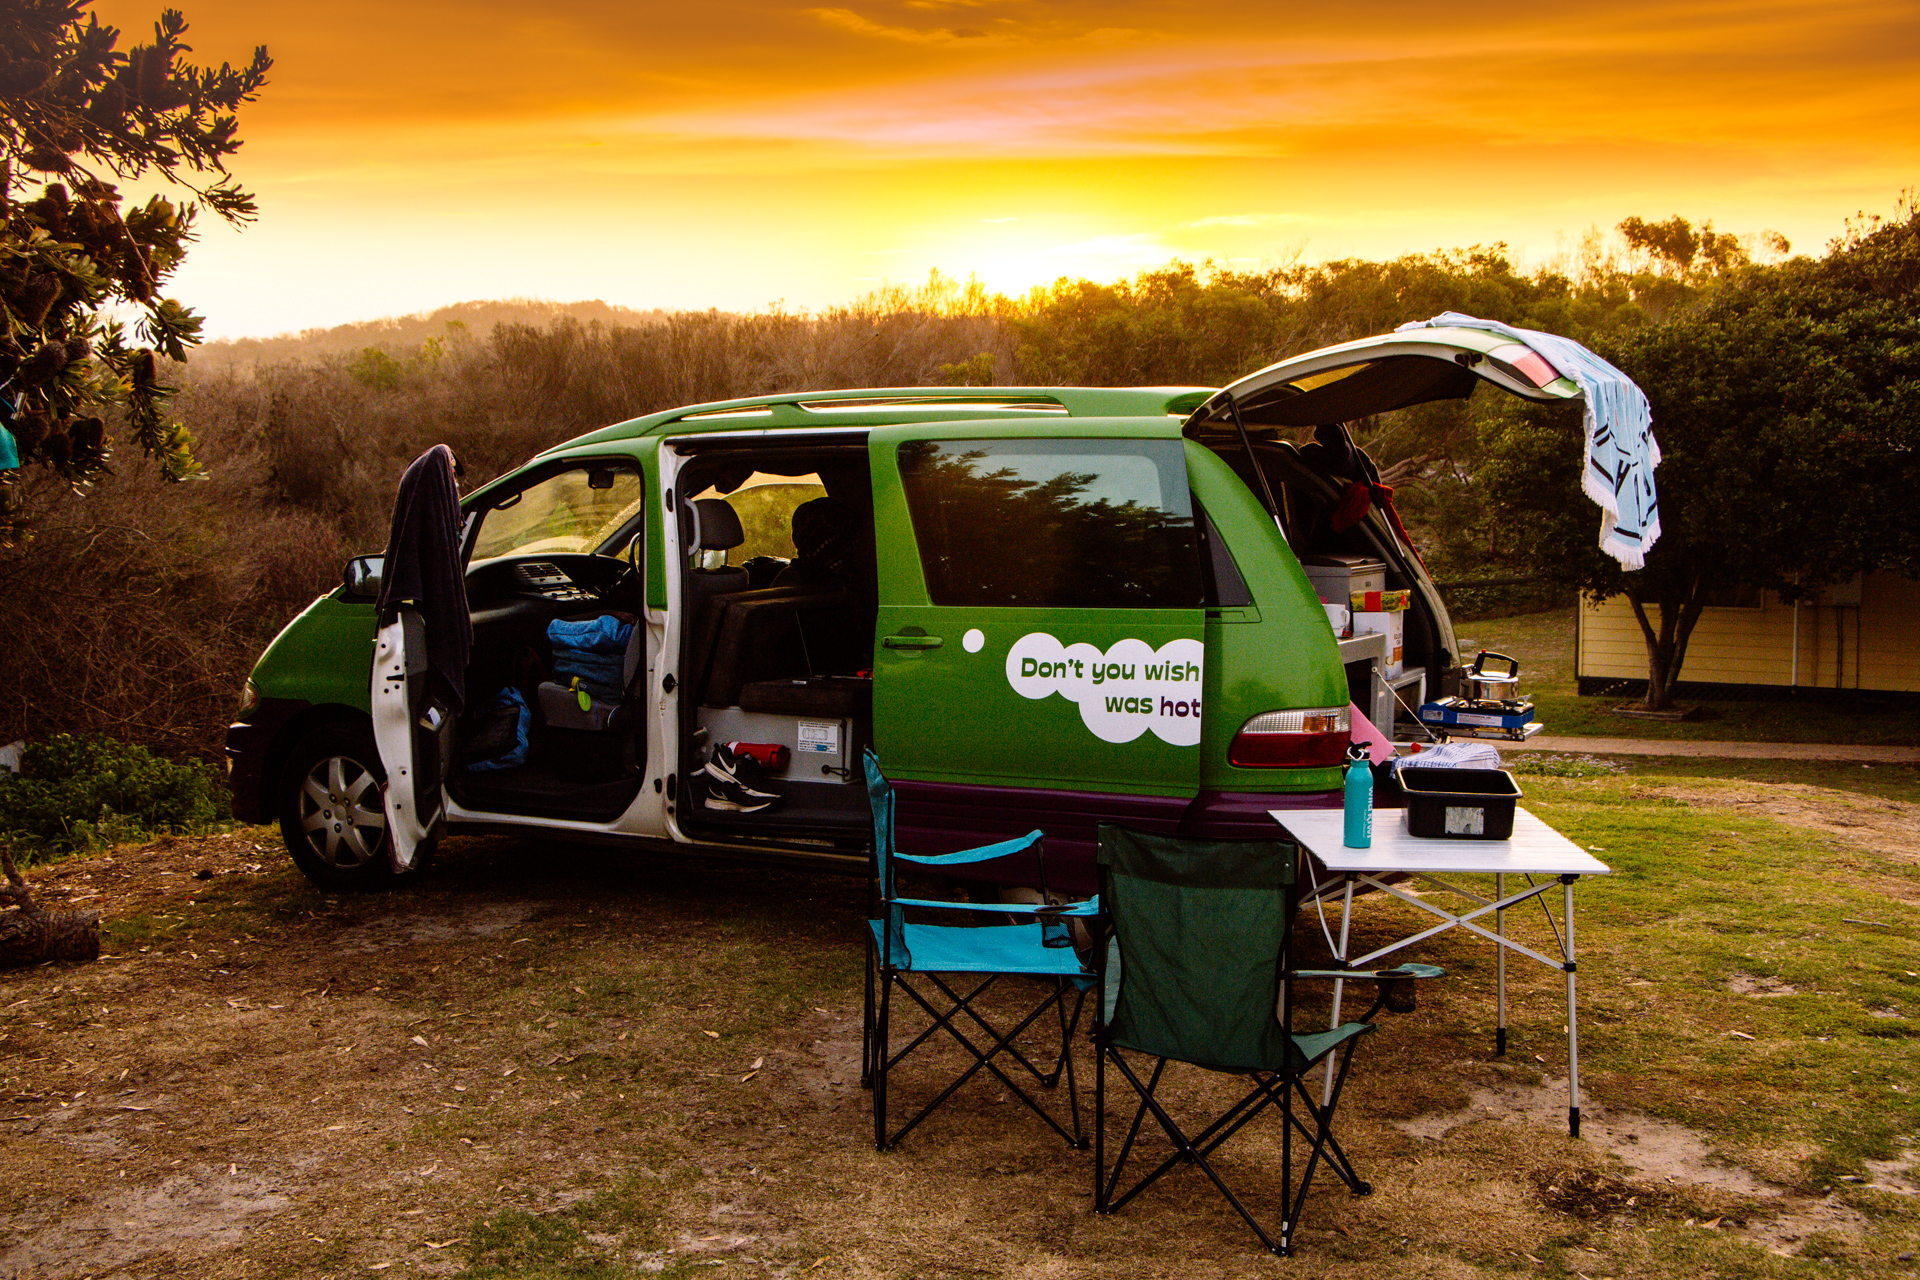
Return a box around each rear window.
[896,438,1203,609]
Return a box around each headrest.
[691,498,744,551]
[790,496,854,558]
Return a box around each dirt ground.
[0,779,1910,1278]
[1648,779,1920,865]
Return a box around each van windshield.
[470,465,646,560]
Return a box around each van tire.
[277,724,433,891]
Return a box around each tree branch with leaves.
[1481,201,1920,708]
[0,0,268,537]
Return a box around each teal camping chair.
[862,748,1098,1151]
[1091,823,1443,1255]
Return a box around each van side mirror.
[342,555,386,601]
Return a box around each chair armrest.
[885,895,1099,917]
[894,829,1043,868]
[1295,963,1445,982]
[1295,963,1444,1018]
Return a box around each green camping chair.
[862,748,1098,1151]
[1091,822,1443,1255]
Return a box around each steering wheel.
[608,531,643,603]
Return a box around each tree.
[1480,202,1920,708]
[0,1,266,964]
[0,0,269,539]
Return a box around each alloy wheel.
[297,754,386,869]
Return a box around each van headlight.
[1228,706,1351,768]
[237,679,260,720]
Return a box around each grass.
[1456,608,1920,747]
[1547,778,1918,1155]
[460,1176,700,1279]
[12,760,1920,1276]
[1355,764,1920,1185]
[1513,754,1920,804]
[1284,756,1920,1275]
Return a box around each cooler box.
[1301,555,1386,607]
[1400,767,1523,840]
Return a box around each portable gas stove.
[1418,650,1540,740]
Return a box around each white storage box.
[696,706,851,777]
[1353,609,1405,677]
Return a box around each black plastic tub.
[1399,767,1523,840]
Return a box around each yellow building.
[1577,572,1920,696]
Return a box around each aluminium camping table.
[1268,807,1611,1137]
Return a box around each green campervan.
[226,322,1594,891]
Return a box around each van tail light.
[1487,341,1561,389]
[1229,706,1352,768]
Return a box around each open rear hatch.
[1184,325,1581,437]
[1182,325,1586,732]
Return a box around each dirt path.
[1639,779,1920,863]
[0,826,1891,1278]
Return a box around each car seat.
[683,497,750,604]
[536,618,644,731]
[769,496,878,677]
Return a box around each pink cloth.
[1349,701,1394,764]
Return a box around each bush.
[0,735,230,862]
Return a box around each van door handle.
[882,633,943,650]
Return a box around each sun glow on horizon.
[85,0,1919,338]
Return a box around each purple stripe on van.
[892,780,1341,896]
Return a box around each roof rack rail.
[654,386,1214,429]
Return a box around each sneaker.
[703,772,780,813]
[704,743,779,800]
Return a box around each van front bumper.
[225,698,311,824]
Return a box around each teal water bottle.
[1343,742,1373,849]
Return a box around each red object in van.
[728,741,790,771]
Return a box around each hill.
[195,298,671,372]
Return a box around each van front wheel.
[277,724,432,890]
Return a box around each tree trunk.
[0,906,101,966]
[0,845,100,968]
[1625,577,1711,710]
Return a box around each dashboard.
[466,553,632,627]
[508,560,603,605]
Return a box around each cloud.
[1188,213,1304,228]
[132,0,1920,338]
[805,7,1002,44]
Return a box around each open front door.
[370,607,452,870]
[368,445,470,871]
[869,424,1207,800]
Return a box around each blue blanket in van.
[547,616,634,702]
[463,686,531,771]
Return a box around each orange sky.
[92,0,1920,338]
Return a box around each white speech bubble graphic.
[1004,632,1205,745]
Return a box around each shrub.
[0,735,229,862]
